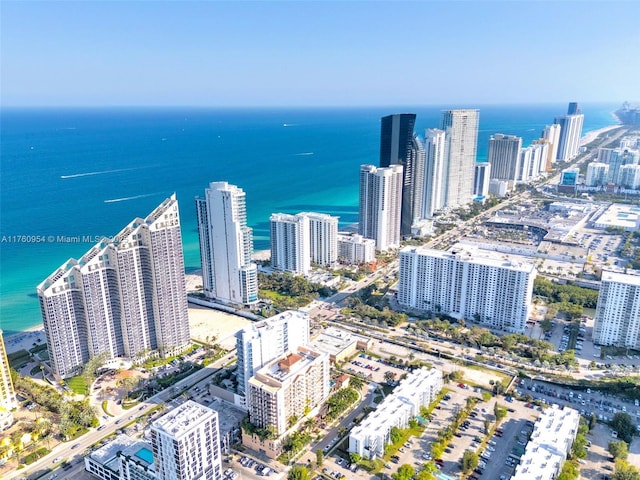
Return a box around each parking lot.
[344,354,406,385]
[225,455,283,480]
[515,378,640,425]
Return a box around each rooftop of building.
[400,245,536,274]
[151,400,216,438]
[237,310,308,339]
[310,326,371,356]
[594,203,640,231]
[601,269,640,287]
[350,368,442,437]
[89,434,141,468]
[514,405,580,479]
[250,346,326,391]
[120,440,156,470]
[206,398,245,435]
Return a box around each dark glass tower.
[379,113,418,236]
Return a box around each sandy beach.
[579,124,620,146]
[3,304,254,355]
[188,305,253,350]
[252,249,270,261]
[3,327,46,355]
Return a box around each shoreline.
[3,326,46,355]
[1,122,623,341]
[579,124,621,147]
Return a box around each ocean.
[0,103,619,335]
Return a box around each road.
[11,352,236,480]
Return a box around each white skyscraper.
[235,310,310,398]
[300,212,339,267]
[585,162,609,187]
[618,164,640,189]
[554,102,584,162]
[440,109,480,209]
[151,401,222,480]
[270,213,311,275]
[593,271,640,349]
[519,141,549,182]
[37,195,191,379]
[398,246,536,333]
[358,164,403,251]
[487,133,522,185]
[542,123,562,170]
[473,162,491,198]
[196,182,258,306]
[599,147,640,184]
[517,147,532,183]
[422,128,447,219]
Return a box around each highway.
[12,351,235,480]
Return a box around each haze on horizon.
[1,1,639,108]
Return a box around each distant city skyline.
[1,1,638,107]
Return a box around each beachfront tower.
[440,109,480,209]
[487,133,522,188]
[300,212,339,267]
[37,195,191,379]
[196,182,258,306]
[422,128,447,219]
[379,114,422,236]
[359,164,403,252]
[0,331,17,431]
[270,213,311,276]
[554,102,584,162]
[151,401,223,480]
[542,123,562,170]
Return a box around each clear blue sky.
[1,1,638,107]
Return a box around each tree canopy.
[611,413,636,443]
[608,440,629,460]
[287,465,311,480]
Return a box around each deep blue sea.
[0,104,618,334]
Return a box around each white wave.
[104,193,158,203]
[60,167,138,179]
[294,152,314,156]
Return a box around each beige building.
[310,326,373,363]
[244,346,330,458]
[0,331,16,431]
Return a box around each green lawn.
[66,376,89,395]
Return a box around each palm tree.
[349,375,365,390]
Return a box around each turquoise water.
[135,447,154,464]
[0,104,618,334]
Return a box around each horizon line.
[0,100,629,110]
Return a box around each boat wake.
[61,167,138,179]
[104,193,159,203]
[294,152,314,156]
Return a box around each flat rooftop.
[311,326,369,356]
[89,434,140,468]
[601,270,640,287]
[513,405,580,480]
[401,245,536,274]
[151,400,216,438]
[594,203,640,231]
